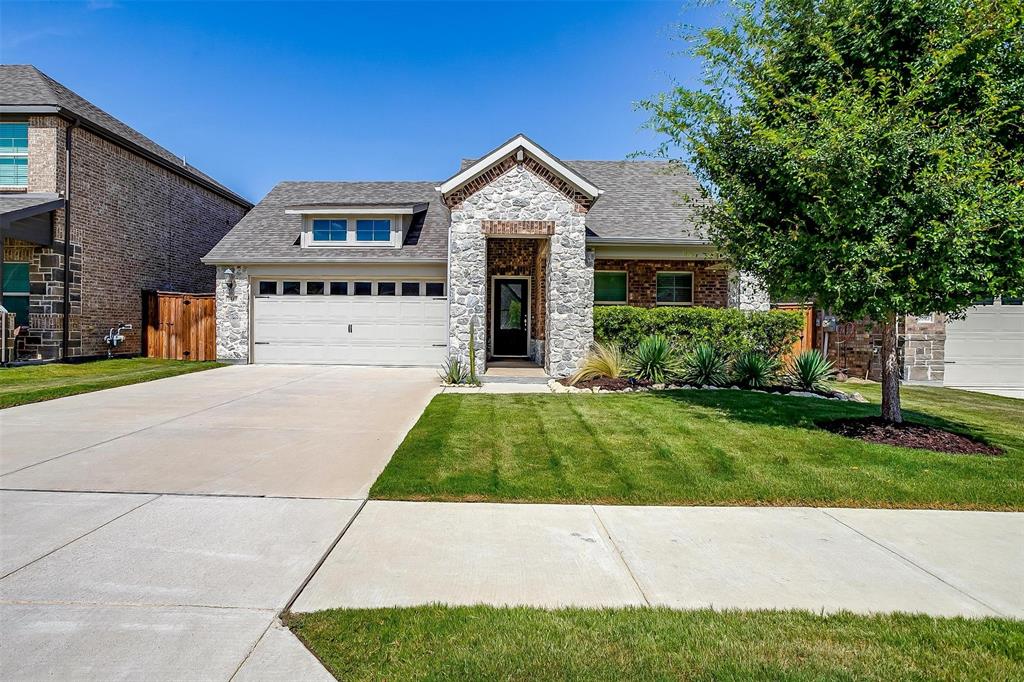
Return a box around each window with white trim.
[594,271,627,304]
[656,272,693,305]
[0,122,28,188]
[356,219,391,242]
[312,219,347,242]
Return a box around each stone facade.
[902,315,946,383]
[3,116,248,360]
[214,265,249,362]
[446,162,592,377]
[727,270,771,312]
[593,258,729,308]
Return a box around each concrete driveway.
[0,365,438,681]
[0,364,438,498]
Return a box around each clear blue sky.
[1,1,718,202]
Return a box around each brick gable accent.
[594,259,729,308]
[442,152,595,213]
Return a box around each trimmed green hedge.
[594,306,804,358]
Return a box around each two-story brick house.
[0,65,251,361]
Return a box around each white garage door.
[252,281,447,366]
[944,298,1024,398]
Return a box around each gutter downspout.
[62,119,79,360]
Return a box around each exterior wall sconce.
[224,268,236,296]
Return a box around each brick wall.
[593,259,729,308]
[486,237,547,355]
[6,116,248,359]
[815,314,946,383]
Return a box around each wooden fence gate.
[771,302,815,357]
[143,291,216,361]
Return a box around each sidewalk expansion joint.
[591,505,651,606]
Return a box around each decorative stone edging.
[547,379,868,402]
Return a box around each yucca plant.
[732,351,781,388]
[787,349,835,392]
[627,334,682,383]
[679,343,730,386]
[439,357,469,385]
[569,341,626,386]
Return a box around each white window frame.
[594,270,628,305]
[300,214,400,248]
[655,271,695,306]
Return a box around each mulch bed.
[559,377,651,391]
[817,417,1003,456]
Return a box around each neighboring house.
[821,303,1024,398]
[0,65,251,361]
[205,134,765,376]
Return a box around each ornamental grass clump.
[787,349,835,392]
[439,357,469,385]
[627,334,682,384]
[679,343,730,387]
[732,351,781,389]
[570,341,627,386]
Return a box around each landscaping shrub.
[570,341,627,386]
[787,349,835,391]
[594,306,803,358]
[627,334,682,383]
[679,343,730,386]
[439,357,469,384]
[733,351,781,388]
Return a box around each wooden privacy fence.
[771,302,815,357]
[143,291,216,361]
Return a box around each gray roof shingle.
[566,160,709,242]
[205,156,709,263]
[203,182,449,262]
[0,65,250,207]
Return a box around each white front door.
[252,290,447,365]
[944,298,1024,398]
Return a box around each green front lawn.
[370,383,1024,510]
[287,606,1024,681]
[0,358,224,408]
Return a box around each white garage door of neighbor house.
[252,283,448,366]
[944,298,1024,398]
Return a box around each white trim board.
[439,134,602,198]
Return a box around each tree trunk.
[880,313,903,424]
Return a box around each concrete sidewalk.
[293,501,1024,618]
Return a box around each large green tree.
[643,0,1023,422]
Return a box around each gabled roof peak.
[438,133,603,201]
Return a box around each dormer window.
[292,208,410,248]
[356,219,391,242]
[312,219,347,242]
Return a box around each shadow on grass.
[646,388,1000,450]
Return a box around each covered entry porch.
[485,235,548,370]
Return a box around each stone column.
[728,270,770,311]
[215,265,249,362]
[447,208,488,376]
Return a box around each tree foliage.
[642,0,1024,322]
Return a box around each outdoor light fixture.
[224,268,236,295]
[516,149,525,163]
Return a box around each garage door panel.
[252,295,447,366]
[944,304,1024,397]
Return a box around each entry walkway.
[294,501,1023,619]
